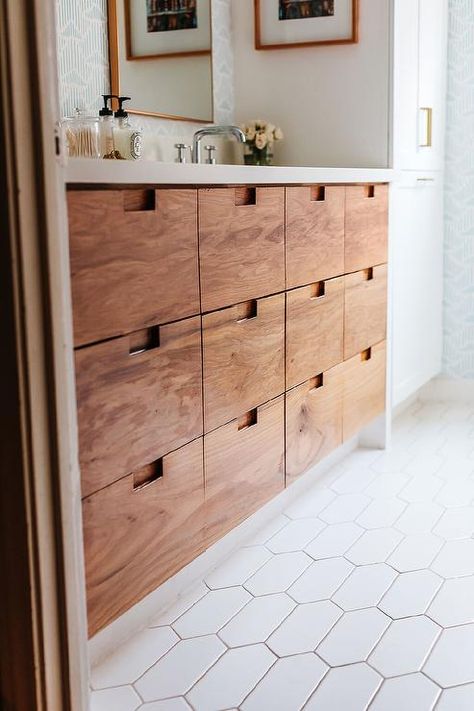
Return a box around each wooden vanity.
[66,171,389,637]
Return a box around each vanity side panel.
[68,188,200,347]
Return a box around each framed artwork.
[255,0,359,50]
[125,0,211,60]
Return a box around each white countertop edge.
[64,158,394,185]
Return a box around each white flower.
[274,127,284,141]
[265,123,276,139]
[246,126,256,142]
[255,131,268,150]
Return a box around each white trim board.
[89,434,360,667]
[418,376,474,403]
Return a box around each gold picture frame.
[255,0,359,50]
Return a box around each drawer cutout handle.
[309,373,324,391]
[123,189,156,212]
[133,459,164,491]
[363,268,374,281]
[238,408,258,431]
[237,300,258,322]
[361,348,372,362]
[365,185,375,199]
[129,326,160,356]
[311,186,326,202]
[235,186,256,206]
[310,281,325,299]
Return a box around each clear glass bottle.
[113,97,143,161]
[99,94,116,158]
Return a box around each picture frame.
[255,0,359,50]
[124,0,212,61]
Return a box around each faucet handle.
[205,145,217,165]
[175,143,191,164]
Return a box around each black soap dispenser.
[99,94,116,158]
[113,96,143,160]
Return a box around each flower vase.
[244,146,273,166]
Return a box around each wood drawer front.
[204,396,285,546]
[286,277,344,390]
[68,189,200,347]
[344,265,388,360]
[345,184,389,273]
[203,294,285,433]
[286,364,344,484]
[343,341,386,441]
[286,185,345,288]
[83,438,205,637]
[198,187,285,312]
[76,316,203,498]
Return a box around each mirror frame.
[107,0,214,123]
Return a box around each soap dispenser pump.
[113,96,143,161]
[99,94,116,158]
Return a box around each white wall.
[232,0,391,168]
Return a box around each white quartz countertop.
[64,158,394,185]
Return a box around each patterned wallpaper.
[444,0,474,378]
[55,0,234,133]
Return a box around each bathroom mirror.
[108,0,213,122]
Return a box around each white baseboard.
[418,376,474,403]
[89,435,359,668]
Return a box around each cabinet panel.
[76,315,203,498]
[286,364,344,484]
[69,189,200,347]
[391,175,443,406]
[83,438,205,637]
[345,185,388,273]
[198,187,285,312]
[286,277,344,390]
[344,264,388,360]
[343,341,386,441]
[205,396,285,546]
[203,294,285,433]
[286,185,345,288]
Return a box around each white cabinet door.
[390,172,444,406]
[393,0,448,171]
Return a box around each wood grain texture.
[286,186,345,289]
[202,294,285,433]
[286,277,344,390]
[286,363,344,484]
[344,264,388,360]
[68,189,200,347]
[198,187,285,312]
[345,184,389,273]
[83,438,205,637]
[343,340,386,441]
[75,315,203,498]
[204,396,285,546]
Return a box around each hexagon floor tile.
[89,401,474,711]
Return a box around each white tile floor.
[90,399,474,711]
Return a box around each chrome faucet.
[192,125,246,164]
